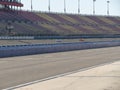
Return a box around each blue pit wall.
[0,41,120,58]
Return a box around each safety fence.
[0,41,120,58]
[0,36,34,40]
[1,34,120,40]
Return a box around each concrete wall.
[0,41,120,58]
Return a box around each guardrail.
[0,41,120,58]
[0,36,34,40]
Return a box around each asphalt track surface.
[0,46,120,89]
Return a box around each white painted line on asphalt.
[3,60,120,90]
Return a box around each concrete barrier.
[0,41,120,58]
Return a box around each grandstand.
[0,0,120,37]
[0,10,120,36]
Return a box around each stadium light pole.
[107,0,110,16]
[31,0,33,12]
[93,0,96,15]
[20,0,21,10]
[48,0,51,12]
[78,0,80,14]
[64,0,66,13]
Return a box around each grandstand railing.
[0,34,120,40]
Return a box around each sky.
[21,0,120,16]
